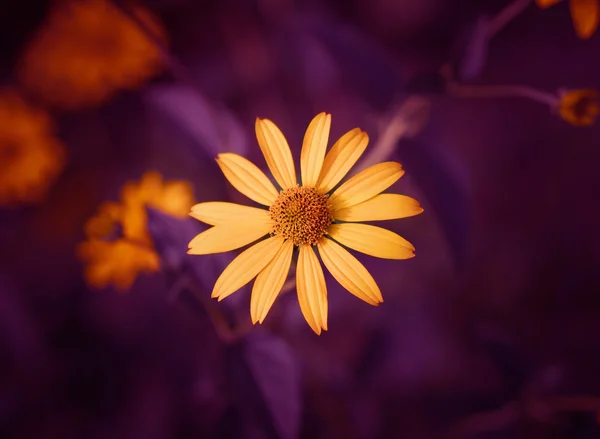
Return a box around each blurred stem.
[355,97,430,173]
[487,0,534,37]
[447,82,559,107]
[171,275,251,343]
[447,394,600,438]
[186,279,239,343]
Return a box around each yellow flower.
[78,171,195,291]
[188,113,423,334]
[536,0,599,39]
[0,89,66,207]
[17,0,166,109]
[78,239,160,291]
[558,88,599,125]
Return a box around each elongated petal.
[316,128,369,193]
[187,222,271,255]
[334,194,423,222]
[328,223,415,259]
[329,162,404,210]
[570,0,599,39]
[190,202,271,226]
[250,239,294,324]
[301,112,331,187]
[212,236,283,301]
[318,237,383,305]
[255,118,297,189]
[296,244,328,335]
[216,153,279,206]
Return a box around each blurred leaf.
[452,15,490,81]
[302,17,405,109]
[226,331,301,439]
[146,207,198,272]
[144,85,248,160]
[393,139,470,265]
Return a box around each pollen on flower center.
[269,186,333,246]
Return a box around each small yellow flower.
[0,89,66,207]
[536,0,599,39]
[78,238,160,291]
[17,0,166,109]
[558,88,599,125]
[78,171,194,291]
[188,113,423,335]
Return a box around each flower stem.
[175,275,239,343]
[487,0,534,38]
[446,82,560,107]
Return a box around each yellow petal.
[190,202,271,226]
[536,0,561,8]
[329,162,404,210]
[328,223,415,259]
[250,239,294,324]
[316,128,369,193]
[216,153,279,206]
[187,222,271,255]
[318,237,383,305]
[296,244,328,335]
[301,112,331,187]
[570,0,599,39]
[255,118,297,189]
[334,194,423,222]
[212,236,284,301]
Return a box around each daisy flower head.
[188,113,423,335]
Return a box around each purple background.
[1,0,600,438]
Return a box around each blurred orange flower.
[78,171,195,291]
[17,0,167,109]
[0,89,66,207]
[536,0,599,39]
[558,88,599,125]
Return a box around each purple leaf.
[226,331,301,439]
[300,17,405,110]
[144,85,248,160]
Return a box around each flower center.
[269,186,333,246]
